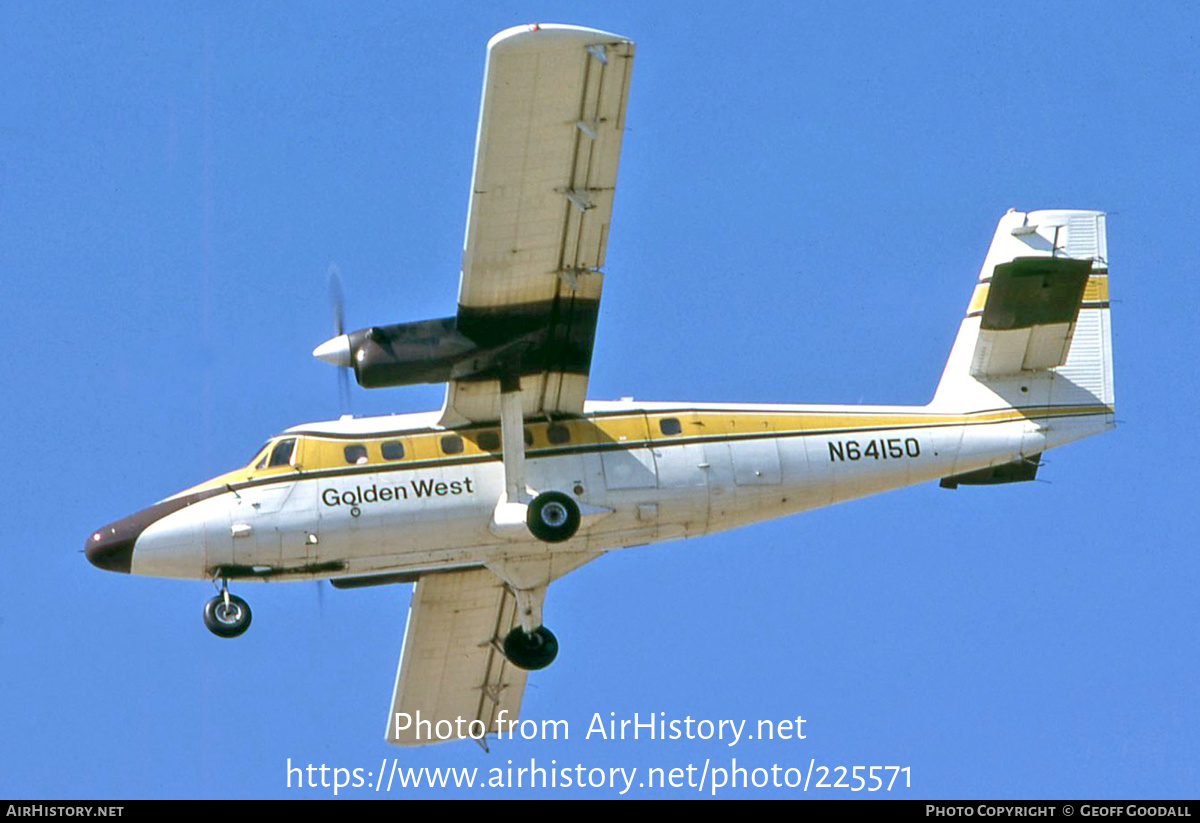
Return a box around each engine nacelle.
[346,317,474,388]
[313,299,600,390]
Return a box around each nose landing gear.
[204,584,252,638]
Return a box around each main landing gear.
[526,491,581,543]
[204,582,252,638]
[486,553,600,673]
[500,584,558,671]
[503,625,558,670]
[490,378,584,545]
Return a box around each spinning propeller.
[321,264,354,415]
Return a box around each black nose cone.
[85,521,137,573]
[84,491,219,575]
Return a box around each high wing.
[385,568,527,746]
[440,24,635,426]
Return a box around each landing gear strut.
[204,583,252,638]
[503,625,558,670]
[486,559,560,671]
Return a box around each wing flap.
[385,568,526,746]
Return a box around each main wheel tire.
[203,593,252,638]
[526,491,581,543]
[502,625,559,670]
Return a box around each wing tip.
[488,23,633,53]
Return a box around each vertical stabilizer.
[931,209,1113,422]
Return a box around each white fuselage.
[124,400,1113,582]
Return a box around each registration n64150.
[828,437,921,462]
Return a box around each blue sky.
[3,1,1198,799]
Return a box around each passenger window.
[267,438,296,467]
[547,424,571,445]
[659,418,682,436]
[441,435,464,455]
[381,440,405,460]
[476,431,500,451]
[344,444,369,465]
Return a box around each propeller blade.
[323,263,353,416]
[338,363,352,413]
[328,264,346,336]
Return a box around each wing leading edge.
[441,24,635,425]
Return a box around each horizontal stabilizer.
[939,454,1041,489]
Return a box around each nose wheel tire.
[526,491,581,543]
[502,625,558,670]
[204,593,252,638]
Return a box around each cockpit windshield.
[267,438,297,468]
[252,438,297,470]
[249,443,271,468]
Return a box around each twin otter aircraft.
[86,24,1114,747]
